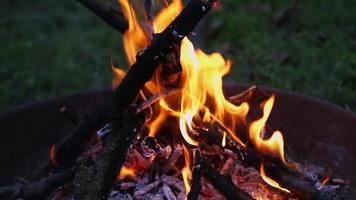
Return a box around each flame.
[111,64,126,89]
[118,166,137,180]
[249,95,288,165]
[222,131,227,147]
[260,162,291,193]
[153,0,183,33]
[182,145,192,194]
[118,0,149,65]
[115,0,294,195]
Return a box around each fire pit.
[1,84,356,199]
[1,0,355,199]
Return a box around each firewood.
[73,111,146,200]
[187,151,203,200]
[77,0,128,33]
[239,145,342,200]
[52,0,217,168]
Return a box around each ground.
[1,0,355,112]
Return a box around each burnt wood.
[77,0,128,33]
[187,151,203,200]
[73,111,145,200]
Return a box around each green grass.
[0,0,355,112]
[209,0,356,111]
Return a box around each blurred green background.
[0,0,355,112]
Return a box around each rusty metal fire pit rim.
[1,83,355,118]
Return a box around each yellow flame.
[118,0,149,65]
[115,0,295,195]
[222,131,227,147]
[153,0,183,33]
[249,95,288,166]
[260,162,290,193]
[118,166,137,180]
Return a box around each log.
[187,151,203,200]
[53,0,217,168]
[77,0,128,33]
[73,111,146,200]
[239,146,338,200]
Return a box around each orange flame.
[117,166,137,180]
[118,0,149,65]
[115,0,293,194]
[111,63,126,89]
[249,95,288,165]
[260,162,290,193]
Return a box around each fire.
[117,166,137,180]
[249,95,288,165]
[116,0,292,194]
[260,162,290,193]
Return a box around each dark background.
[1,0,355,112]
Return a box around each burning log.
[238,145,341,200]
[0,167,76,200]
[52,0,217,168]
[77,0,128,33]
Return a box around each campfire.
[0,0,351,200]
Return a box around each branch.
[77,0,128,33]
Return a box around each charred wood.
[73,112,146,200]
[77,0,128,33]
[187,151,203,200]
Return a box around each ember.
[0,0,351,200]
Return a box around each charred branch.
[187,151,203,200]
[77,0,128,33]
[73,111,146,200]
